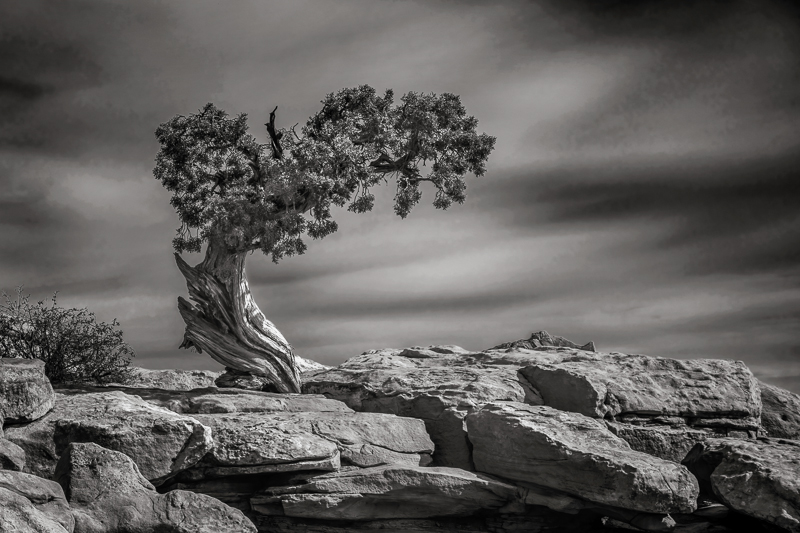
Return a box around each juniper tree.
[154,85,495,392]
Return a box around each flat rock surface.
[605,421,710,463]
[0,358,55,423]
[186,411,433,479]
[519,353,761,420]
[0,469,74,532]
[107,367,221,390]
[466,402,699,514]
[57,385,352,414]
[56,442,256,533]
[683,438,800,532]
[5,390,212,484]
[759,381,800,440]
[252,465,519,520]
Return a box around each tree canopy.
[154,85,495,261]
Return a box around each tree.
[154,85,495,393]
[0,288,134,384]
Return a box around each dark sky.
[2,0,799,390]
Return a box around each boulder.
[55,442,256,533]
[683,438,800,532]
[466,402,698,514]
[759,381,800,439]
[182,411,433,480]
[605,421,710,463]
[0,437,26,470]
[4,390,212,484]
[57,385,352,415]
[105,367,221,390]
[519,353,761,422]
[252,465,519,520]
[0,358,55,423]
[302,345,546,469]
[0,469,74,532]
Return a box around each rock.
[759,381,800,439]
[216,367,278,391]
[0,487,70,533]
[252,465,519,520]
[0,358,55,423]
[519,353,761,422]
[683,437,800,532]
[55,442,256,533]
[302,346,546,469]
[181,411,433,480]
[56,384,352,415]
[4,390,212,484]
[605,421,710,463]
[0,469,74,532]
[104,367,221,390]
[0,437,26,470]
[491,330,596,352]
[466,402,698,514]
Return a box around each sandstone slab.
[760,381,800,440]
[466,402,699,514]
[0,469,74,532]
[5,390,212,484]
[57,385,352,415]
[106,367,221,390]
[0,358,55,423]
[683,438,800,532]
[0,437,26,470]
[252,465,518,520]
[56,442,256,533]
[184,411,433,480]
[519,353,761,421]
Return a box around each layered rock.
[55,442,256,533]
[518,353,761,424]
[759,380,800,440]
[179,411,433,480]
[466,402,699,514]
[0,470,74,532]
[5,390,212,484]
[0,358,55,423]
[491,330,596,352]
[252,465,519,520]
[683,437,800,532]
[57,385,352,415]
[107,367,221,390]
[303,345,547,469]
[605,420,711,463]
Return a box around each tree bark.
[174,239,301,393]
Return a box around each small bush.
[0,288,134,384]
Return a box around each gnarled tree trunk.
[174,239,300,393]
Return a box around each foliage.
[154,85,495,261]
[0,288,134,384]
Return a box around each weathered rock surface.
[252,465,518,520]
[466,402,699,514]
[519,353,761,422]
[0,469,74,532]
[683,438,800,532]
[303,345,547,469]
[491,330,596,352]
[57,384,352,415]
[605,421,710,463]
[0,436,26,470]
[0,358,55,423]
[5,390,212,484]
[106,367,221,390]
[55,442,256,533]
[760,380,800,440]
[182,411,433,480]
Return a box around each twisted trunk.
[174,239,300,393]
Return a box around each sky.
[1,0,799,390]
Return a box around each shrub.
[0,288,134,384]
